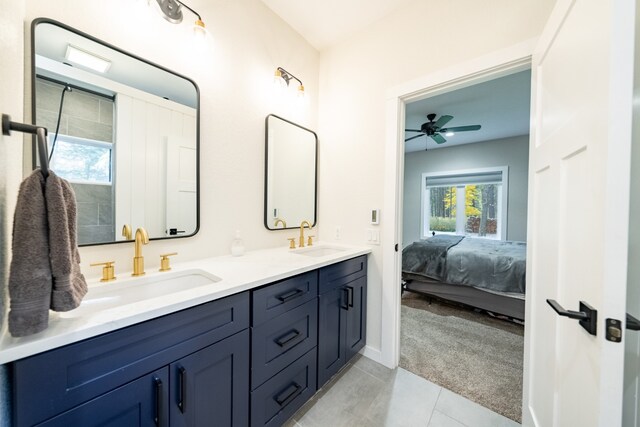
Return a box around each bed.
[401,235,526,320]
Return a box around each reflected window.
[48,134,113,184]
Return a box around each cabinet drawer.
[319,255,367,294]
[250,348,317,427]
[251,299,317,389]
[252,271,317,324]
[13,292,249,427]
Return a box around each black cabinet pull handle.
[274,382,302,407]
[277,289,304,303]
[627,313,640,331]
[275,329,301,347]
[347,286,354,308]
[341,288,349,310]
[546,299,597,336]
[178,366,186,413]
[153,376,163,426]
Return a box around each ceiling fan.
[405,113,481,145]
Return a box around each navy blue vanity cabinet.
[170,329,250,426]
[12,292,250,427]
[250,272,319,426]
[317,255,367,388]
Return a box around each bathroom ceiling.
[404,70,532,153]
[260,0,414,50]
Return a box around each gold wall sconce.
[274,67,305,98]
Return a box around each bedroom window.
[421,167,508,240]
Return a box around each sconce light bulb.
[297,84,305,98]
[273,69,287,88]
[193,18,207,38]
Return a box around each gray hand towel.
[46,171,87,311]
[8,170,88,337]
[8,170,52,337]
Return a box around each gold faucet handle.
[287,238,296,249]
[90,261,116,282]
[159,252,178,272]
[307,235,315,246]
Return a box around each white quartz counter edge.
[0,243,371,365]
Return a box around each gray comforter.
[402,236,526,294]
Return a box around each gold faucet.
[299,220,311,248]
[122,224,132,240]
[132,227,149,276]
[274,218,287,228]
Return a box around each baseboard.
[360,345,383,364]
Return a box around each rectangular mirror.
[31,18,199,246]
[264,114,317,230]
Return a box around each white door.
[522,0,636,426]
[165,136,197,236]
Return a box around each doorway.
[398,70,531,422]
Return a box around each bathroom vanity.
[1,246,369,426]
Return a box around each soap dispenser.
[231,230,245,256]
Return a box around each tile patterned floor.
[284,355,520,427]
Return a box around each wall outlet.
[335,226,341,240]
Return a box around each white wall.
[403,135,530,245]
[0,0,26,422]
[317,0,555,356]
[19,0,320,276]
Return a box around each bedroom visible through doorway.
[399,69,531,423]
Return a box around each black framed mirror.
[264,114,317,230]
[31,18,200,246]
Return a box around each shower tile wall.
[35,78,115,244]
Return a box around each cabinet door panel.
[317,286,348,388]
[37,368,169,427]
[345,276,367,360]
[170,330,250,427]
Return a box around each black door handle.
[153,376,163,426]
[340,288,349,310]
[177,366,186,413]
[347,286,354,308]
[627,313,640,331]
[546,299,597,336]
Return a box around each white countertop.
[0,243,371,365]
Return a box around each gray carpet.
[400,293,524,422]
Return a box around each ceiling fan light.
[445,131,455,137]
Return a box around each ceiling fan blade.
[430,133,447,144]
[440,125,481,133]
[433,115,453,128]
[405,134,425,142]
[405,129,423,132]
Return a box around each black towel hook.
[2,113,49,178]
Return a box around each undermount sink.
[59,269,221,318]
[293,245,346,257]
